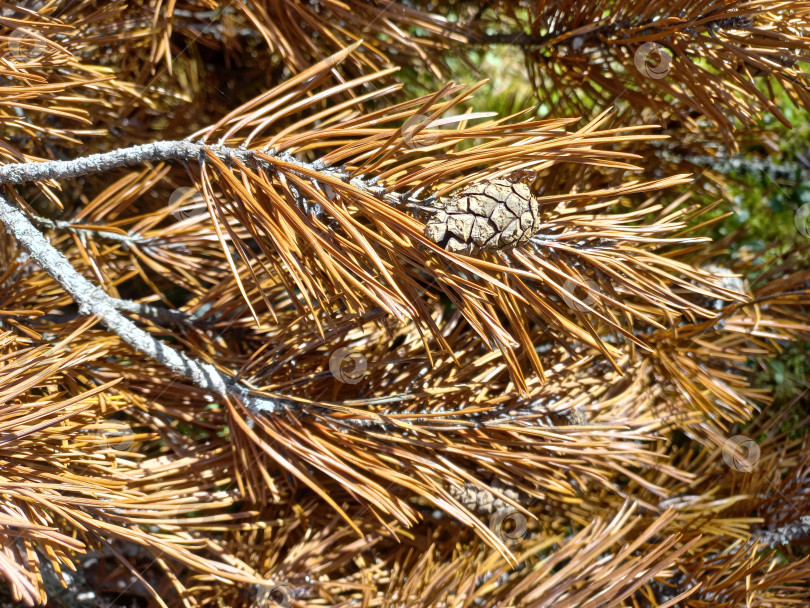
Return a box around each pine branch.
[462,0,810,150]
[28,299,199,328]
[0,134,744,387]
[0,140,385,201]
[0,141,205,185]
[96,297,201,328]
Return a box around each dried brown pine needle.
[0,3,809,607]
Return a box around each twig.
[0,140,325,185]
[0,140,396,203]
[0,141,205,185]
[30,213,146,247]
[28,299,199,328]
[109,299,200,327]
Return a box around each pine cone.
[424,180,541,254]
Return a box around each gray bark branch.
[0,140,396,202]
[0,141,205,185]
[0,140,342,185]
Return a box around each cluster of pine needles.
[1,0,810,606]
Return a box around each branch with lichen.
[0,140,377,193]
[30,212,147,247]
[0,138,747,429]
[25,297,200,328]
[0,140,420,216]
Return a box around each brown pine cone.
[424,179,541,254]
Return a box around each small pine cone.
[424,179,541,255]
